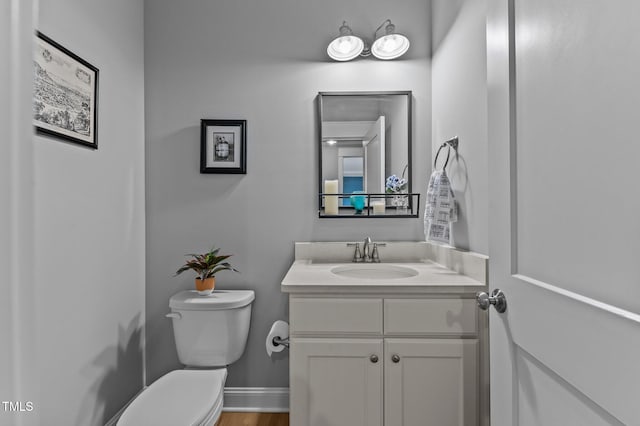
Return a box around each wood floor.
[216,412,289,426]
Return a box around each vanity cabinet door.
[384,338,479,426]
[290,338,383,426]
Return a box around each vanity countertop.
[281,242,488,294]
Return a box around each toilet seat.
[117,369,226,426]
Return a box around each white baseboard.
[223,387,289,413]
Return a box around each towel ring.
[434,137,459,170]
[434,143,452,170]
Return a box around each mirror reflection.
[318,91,412,209]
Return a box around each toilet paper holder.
[272,336,289,349]
[266,320,289,356]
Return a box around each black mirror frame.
[317,91,413,218]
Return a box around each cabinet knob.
[370,354,379,363]
[391,354,400,363]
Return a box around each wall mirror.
[318,91,415,218]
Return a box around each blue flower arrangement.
[386,166,408,193]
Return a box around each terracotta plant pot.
[195,277,215,295]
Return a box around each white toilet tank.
[168,290,254,367]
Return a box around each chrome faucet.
[362,237,372,262]
[348,237,385,262]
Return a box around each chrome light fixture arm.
[374,19,393,38]
[359,19,391,57]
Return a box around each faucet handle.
[371,243,386,263]
[371,243,380,263]
[347,242,363,262]
[354,243,363,262]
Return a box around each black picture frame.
[33,32,99,149]
[200,119,247,174]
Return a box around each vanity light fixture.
[327,19,410,61]
[327,22,365,62]
[371,19,410,60]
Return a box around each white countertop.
[281,241,488,294]
[281,258,486,294]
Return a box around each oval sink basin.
[331,264,419,280]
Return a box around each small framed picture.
[200,119,247,174]
[33,32,99,149]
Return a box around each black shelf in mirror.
[318,193,420,218]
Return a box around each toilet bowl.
[117,290,254,426]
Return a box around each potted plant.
[175,246,239,295]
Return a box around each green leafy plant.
[175,246,239,280]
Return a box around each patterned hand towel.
[424,169,457,245]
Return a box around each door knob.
[476,289,507,313]
[370,354,379,363]
[391,354,400,363]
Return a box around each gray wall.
[145,0,431,387]
[35,0,146,424]
[431,0,488,254]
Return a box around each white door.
[486,1,640,425]
[363,116,386,194]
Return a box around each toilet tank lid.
[170,290,255,311]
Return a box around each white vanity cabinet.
[282,241,489,426]
[288,295,484,426]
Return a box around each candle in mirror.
[324,180,339,215]
[372,201,385,215]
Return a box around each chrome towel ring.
[433,136,459,170]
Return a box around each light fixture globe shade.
[327,34,364,61]
[371,33,410,60]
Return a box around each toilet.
[117,289,255,426]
